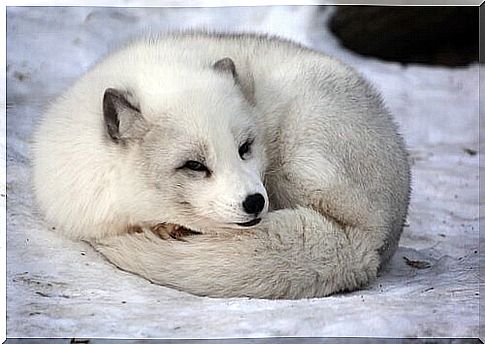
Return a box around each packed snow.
[6,6,479,338]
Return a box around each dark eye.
[180,160,209,172]
[239,139,253,160]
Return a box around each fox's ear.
[103,88,148,143]
[213,57,255,105]
[213,57,237,78]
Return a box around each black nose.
[242,193,265,215]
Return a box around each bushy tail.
[93,208,382,299]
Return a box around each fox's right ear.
[103,88,148,143]
[212,57,255,105]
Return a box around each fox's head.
[102,57,269,233]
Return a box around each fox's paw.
[150,223,197,241]
[126,224,144,234]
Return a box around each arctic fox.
[32,32,410,299]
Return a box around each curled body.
[32,32,410,299]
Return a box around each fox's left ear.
[213,57,255,105]
[103,88,149,144]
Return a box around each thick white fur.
[32,32,410,299]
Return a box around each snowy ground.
[6,6,480,338]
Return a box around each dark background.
[329,6,478,66]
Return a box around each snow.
[6,6,479,338]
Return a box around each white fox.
[32,32,410,299]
